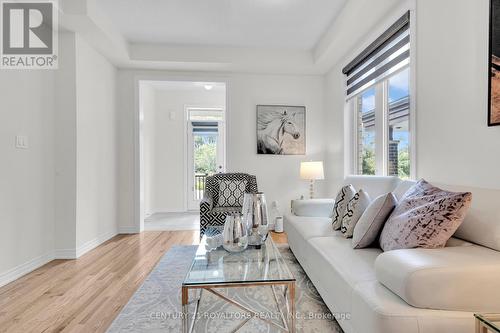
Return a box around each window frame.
[348,66,415,179]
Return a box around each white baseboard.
[54,230,118,259]
[54,248,77,259]
[75,229,117,258]
[0,252,54,288]
[118,226,140,234]
[0,230,119,287]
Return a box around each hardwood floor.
[0,230,287,333]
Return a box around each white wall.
[228,74,326,211]
[0,71,55,285]
[415,0,500,189]
[74,35,118,250]
[323,0,500,194]
[116,70,141,232]
[0,32,119,285]
[54,32,77,254]
[117,71,325,230]
[151,88,225,212]
[141,84,156,216]
[324,64,347,195]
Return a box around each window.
[344,12,412,179]
[388,68,410,178]
[356,88,376,175]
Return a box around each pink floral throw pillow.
[379,179,472,251]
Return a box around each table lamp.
[300,161,324,199]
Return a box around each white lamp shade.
[300,161,324,180]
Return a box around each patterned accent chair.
[200,173,258,237]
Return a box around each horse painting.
[257,105,305,155]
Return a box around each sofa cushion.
[332,184,356,230]
[380,179,472,251]
[303,235,381,329]
[351,280,474,333]
[375,245,500,312]
[352,193,397,249]
[341,189,371,238]
[310,235,382,285]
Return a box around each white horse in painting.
[257,110,301,154]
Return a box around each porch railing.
[195,174,208,200]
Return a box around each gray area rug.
[107,245,343,332]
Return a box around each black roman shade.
[192,121,218,133]
[343,11,410,99]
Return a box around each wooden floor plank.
[0,230,286,333]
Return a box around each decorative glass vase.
[242,192,269,246]
[222,214,248,253]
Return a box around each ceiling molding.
[128,43,318,74]
[59,0,129,64]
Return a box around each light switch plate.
[169,111,176,120]
[15,135,28,149]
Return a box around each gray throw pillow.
[352,193,397,249]
[379,179,472,252]
[341,189,371,238]
[332,184,356,230]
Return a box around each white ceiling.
[97,0,347,50]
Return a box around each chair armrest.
[200,194,213,212]
[291,199,334,218]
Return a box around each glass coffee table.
[475,314,500,333]
[182,227,296,332]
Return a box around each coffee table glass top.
[475,314,500,332]
[183,227,295,286]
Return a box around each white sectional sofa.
[284,175,500,333]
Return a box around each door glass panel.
[187,109,225,209]
[388,68,410,179]
[357,87,376,175]
[193,133,218,200]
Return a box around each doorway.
[186,108,226,210]
[138,80,227,231]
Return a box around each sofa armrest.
[291,199,334,218]
[200,194,213,212]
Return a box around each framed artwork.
[489,0,500,126]
[256,105,306,155]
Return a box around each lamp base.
[309,180,315,199]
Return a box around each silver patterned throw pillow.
[341,189,371,238]
[379,179,472,252]
[332,184,356,230]
[217,180,248,207]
